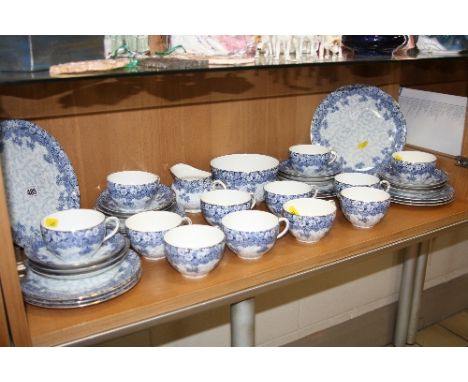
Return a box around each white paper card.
[399,87,467,156]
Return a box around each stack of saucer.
[95,184,181,232]
[277,159,342,198]
[379,165,454,206]
[21,233,142,308]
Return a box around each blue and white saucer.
[379,166,448,189]
[21,250,141,306]
[96,185,175,215]
[278,159,343,180]
[24,232,127,270]
[26,238,130,279]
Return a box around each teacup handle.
[328,150,338,165]
[379,180,391,192]
[310,185,319,199]
[277,217,290,239]
[103,216,120,243]
[181,217,192,225]
[212,179,227,190]
[249,192,256,209]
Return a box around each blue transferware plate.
[379,166,448,189]
[96,185,175,215]
[21,250,141,302]
[24,232,127,270]
[0,120,80,248]
[390,184,454,202]
[23,269,141,309]
[311,85,407,174]
[278,159,342,179]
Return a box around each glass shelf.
[0,50,466,86]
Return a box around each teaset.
[13,83,455,309]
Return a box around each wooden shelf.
[1,54,467,346]
[26,198,468,346]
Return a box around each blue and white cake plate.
[0,120,80,248]
[21,250,141,308]
[311,85,407,174]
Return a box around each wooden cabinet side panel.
[0,280,11,346]
[0,164,32,346]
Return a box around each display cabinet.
[0,53,467,346]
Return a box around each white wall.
[97,225,468,347]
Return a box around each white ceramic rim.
[107,170,159,186]
[264,180,312,195]
[221,210,278,231]
[41,209,105,231]
[289,144,330,155]
[283,198,336,216]
[125,211,182,232]
[334,172,379,186]
[200,189,251,206]
[392,151,437,164]
[210,154,279,173]
[164,224,225,249]
[341,186,390,202]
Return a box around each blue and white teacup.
[107,170,160,210]
[221,210,289,260]
[210,154,279,204]
[289,144,338,176]
[200,189,256,226]
[264,180,318,216]
[171,176,227,213]
[164,224,226,278]
[390,151,437,183]
[40,209,120,262]
[339,187,391,229]
[334,172,390,195]
[125,211,192,261]
[283,198,336,243]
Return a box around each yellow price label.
[287,206,299,215]
[357,140,368,150]
[44,217,59,228]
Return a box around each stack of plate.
[379,166,455,206]
[277,159,342,198]
[95,184,183,232]
[21,234,142,308]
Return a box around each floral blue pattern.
[0,119,80,247]
[389,161,436,183]
[311,84,406,174]
[171,177,225,212]
[284,210,336,243]
[211,167,278,203]
[28,231,125,270]
[98,186,175,214]
[127,229,166,260]
[201,199,253,226]
[165,241,225,278]
[107,181,159,210]
[289,151,336,175]
[21,250,141,306]
[379,166,448,189]
[40,224,107,259]
[264,190,313,216]
[222,225,279,260]
[339,196,390,228]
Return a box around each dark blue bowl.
[342,35,408,56]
